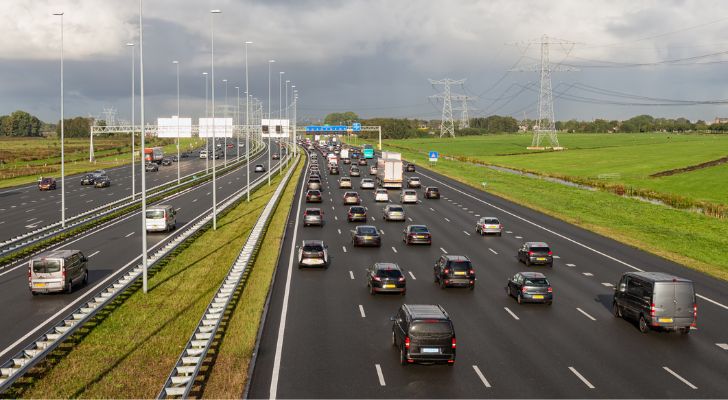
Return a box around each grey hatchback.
[517,242,553,267]
[303,208,324,227]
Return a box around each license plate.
[33,283,46,288]
[422,348,440,354]
[416,235,424,239]
[533,294,544,299]
[537,257,546,261]
[486,225,498,229]
[383,284,395,289]
[659,317,673,323]
[454,271,466,276]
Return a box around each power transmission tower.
[429,78,465,138]
[511,34,577,149]
[102,107,117,126]
[451,94,477,129]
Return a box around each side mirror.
[389,316,396,322]
[618,283,626,292]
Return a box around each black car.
[367,263,405,295]
[306,190,323,203]
[329,165,339,175]
[171,155,179,162]
[94,175,111,188]
[403,225,432,245]
[434,255,475,290]
[180,152,189,158]
[517,242,553,267]
[391,304,456,366]
[343,158,351,164]
[352,225,382,247]
[506,271,553,305]
[80,174,95,185]
[358,158,367,166]
[347,206,367,222]
[161,158,172,166]
[405,163,416,172]
[424,186,440,199]
[298,240,329,268]
[145,163,159,172]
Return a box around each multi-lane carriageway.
[0,143,283,371]
[249,150,728,398]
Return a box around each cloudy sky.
[3,0,728,124]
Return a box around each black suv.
[517,242,553,267]
[434,255,475,290]
[391,304,456,366]
[424,186,440,199]
[367,263,405,295]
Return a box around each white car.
[199,150,208,159]
[339,177,352,189]
[375,188,389,202]
[400,189,418,204]
[360,178,375,189]
[408,177,421,188]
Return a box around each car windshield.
[350,207,366,213]
[302,243,323,252]
[376,268,402,278]
[377,190,386,194]
[411,178,420,181]
[389,207,403,212]
[410,226,429,233]
[32,259,61,273]
[410,321,452,336]
[146,210,165,219]
[530,247,550,253]
[449,261,471,271]
[41,179,53,184]
[524,277,549,286]
[358,227,378,235]
[306,209,320,216]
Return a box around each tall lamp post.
[203,71,209,173]
[138,0,149,293]
[126,43,136,200]
[223,78,228,167]
[278,71,284,163]
[235,86,240,161]
[53,11,66,228]
[291,85,296,157]
[285,79,290,166]
[210,9,221,230]
[267,59,275,185]
[173,60,180,184]
[245,41,252,200]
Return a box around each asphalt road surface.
[248,150,728,398]
[0,143,284,370]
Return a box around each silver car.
[303,207,324,227]
[476,217,503,236]
[407,177,421,188]
[360,178,375,189]
[383,204,406,221]
[369,165,378,175]
[400,190,418,204]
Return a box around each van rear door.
[654,282,694,324]
[673,282,695,323]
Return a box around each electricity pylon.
[429,78,465,138]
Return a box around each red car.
[38,177,57,191]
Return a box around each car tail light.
[303,211,307,216]
[444,268,450,274]
[692,303,698,326]
[404,336,410,349]
[373,276,381,282]
[548,251,553,256]
[62,268,66,280]
[398,276,405,282]
[547,287,553,293]
[451,337,457,349]
[28,267,31,282]
[650,303,656,318]
[499,224,503,229]
[528,251,534,256]
[468,269,475,275]
[521,286,528,294]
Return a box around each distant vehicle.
[343,158,351,165]
[517,242,553,267]
[350,166,361,177]
[303,207,324,227]
[307,177,322,190]
[343,191,361,205]
[351,225,382,247]
[358,158,368,166]
[340,148,350,161]
[367,262,405,295]
[29,249,88,295]
[227,143,233,148]
[506,271,553,305]
[94,175,111,188]
[383,204,405,221]
[143,147,164,164]
[405,163,416,172]
[171,155,178,162]
[360,178,375,190]
[339,177,352,189]
[347,206,368,222]
[180,152,189,158]
[199,150,208,159]
[254,164,266,172]
[400,189,418,204]
[272,153,280,160]
[476,217,503,236]
[375,188,389,202]
[80,174,95,185]
[306,190,323,203]
[612,271,696,334]
[161,158,173,166]
[369,165,378,175]
[38,177,57,191]
[145,204,177,232]
[434,255,475,290]
[298,240,329,268]
[407,177,421,188]
[403,225,432,245]
[329,165,339,175]
[145,163,159,172]
[424,186,440,199]
[391,304,456,366]
[377,152,403,189]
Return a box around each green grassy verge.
[11,161,299,398]
[356,138,728,281]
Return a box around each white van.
[29,249,88,295]
[146,205,177,232]
[199,150,208,159]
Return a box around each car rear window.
[309,190,321,195]
[146,210,165,219]
[389,207,403,212]
[33,259,61,273]
[410,321,452,336]
[376,268,402,278]
[448,261,471,271]
[524,277,549,286]
[358,227,378,235]
[405,191,416,195]
[410,226,429,233]
[302,244,323,252]
[484,218,499,224]
[350,207,366,213]
[530,247,550,253]
[306,209,321,216]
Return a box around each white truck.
[327,153,338,166]
[339,148,349,160]
[376,151,403,189]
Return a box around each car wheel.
[679,327,691,335]
[498,232,502,237]
[638,315,650,334]
[525,258,531,267]
[469,284,475,291]
[440,279,446,290]
[66,280,73,294]
[31,291,38,296]
[369,284,375,295]
[517,293,523,304]
[83,270,89,285]
[392,330,397,346]
[400,346,408,366]
[547,300,553,306]
[612,302,622,318]
[548,263,553,268]
[505,286,510,297]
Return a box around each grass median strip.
[12,166,293,398]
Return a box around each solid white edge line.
[375,363,386,386]
[269,159,307,400]
[408,271,416,280]
[569,366,596,389]
[576,307,597,321]
[504,307,519,320]
[472,365,492,388]
[359,304,366,318]
[418,171,728,312]
[663,366,698,389]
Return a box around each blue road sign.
[306,125,348,132]
[352,122,361,132]
[429,151,439,160]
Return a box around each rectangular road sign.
[352,122,361,131]
[429,151,439,162]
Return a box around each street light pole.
[285,79,290,167]
[53,11,65,228]
[173,60,180,184]
[138,0,149,293]
[203,71,209,173]
[291,85,296,157]
[267,59,275,185]
[235,86,240,161]
[210,9,221,230]
[279,71,284,164]
[126,43,136,200]
[223,78,228,167]
[245,41,252,201]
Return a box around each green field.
[380,133,728,205]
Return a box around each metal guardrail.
[0,147,282,394]
[158,154,299,399]
[0,141,265,261]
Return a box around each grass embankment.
[0,137,204,188]
[13,159,301,398]
[354,137,728,281]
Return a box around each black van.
[391,304,456,366]
[612,271,697,334]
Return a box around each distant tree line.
[55,117,93,138]
[0,110,43,137]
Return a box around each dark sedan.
[506,271,553,305]
[347,206,368,222]
[80,174,95,185]
[94,176,111,188]
[351,225,381,247]
[161,158,173,166]
[367,262,406,295]
[306,190,323,203]
[145,163,159,172]
[403,225,432,245]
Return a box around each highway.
[0,143,283,370]
[248,149,728,398]
[0,143,246,242]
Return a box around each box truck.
[376,151,403,189]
